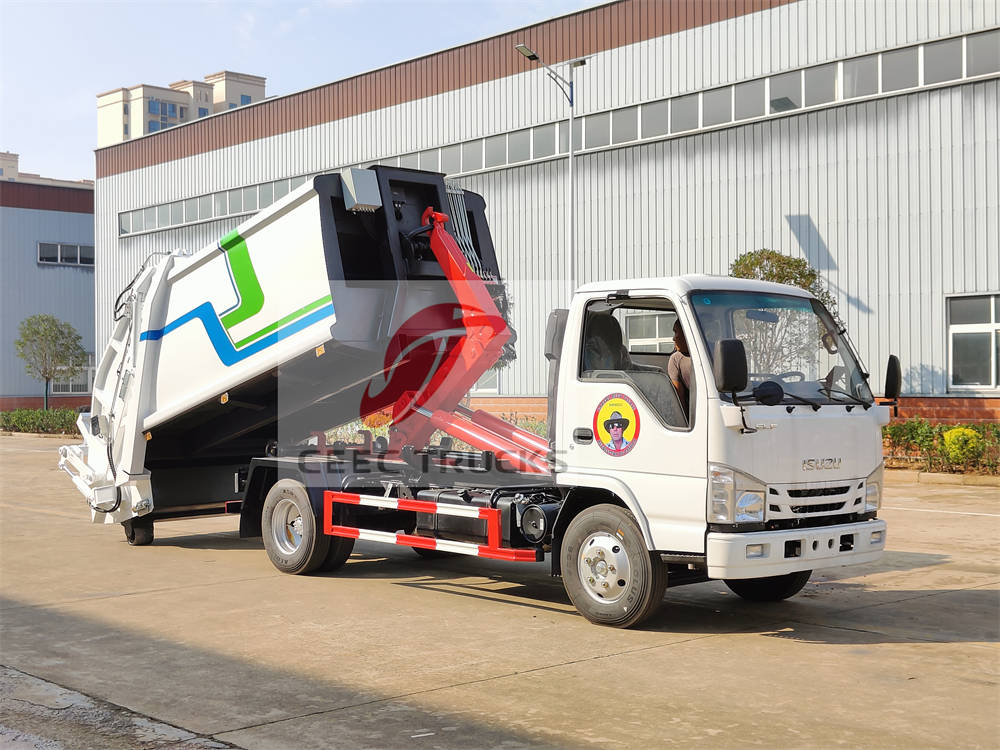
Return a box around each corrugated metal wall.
[1,207,95,397]
[458,79,999,396]
[95,0,1000,397]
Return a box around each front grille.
[787,486,849,498]
[790,501,846,514]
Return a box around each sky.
[0,0,603,182]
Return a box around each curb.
[886,468,1000,487]
[0,431,79,439]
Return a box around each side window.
[579,299,690,429]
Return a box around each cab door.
[556,294,708,553]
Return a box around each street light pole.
[515,43,587,302]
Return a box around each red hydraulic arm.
[385,208,549,474]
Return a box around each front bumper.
[706,519,886,579]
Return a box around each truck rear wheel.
[262,479,330,574]
[724,570,812,601]
[123,517,154,546]
[560,504,666,628]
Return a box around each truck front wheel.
[724,570,812,602]
[560,504,666,628]
[262,479,331,574]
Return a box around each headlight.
[865,462,883,513]
[709,464,766,523]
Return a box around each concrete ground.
[0,435,997,750]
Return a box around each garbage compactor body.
[59,167,512,525]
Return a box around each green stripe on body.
[219,230,265,330]
[233,295,333,349]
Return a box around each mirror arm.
[732,393,757,434]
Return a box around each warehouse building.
[93,0,1000,421]
[1,153,95,409]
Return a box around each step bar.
[323,490,542,562]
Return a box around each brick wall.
[892,396,1000,424]
[0,395,90,411]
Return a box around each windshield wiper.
[818,386,871,410]
[783,393,822,411]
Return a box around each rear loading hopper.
[59,166,529,525]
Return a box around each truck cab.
[546,276,888,625]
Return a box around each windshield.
[690,290,873,406]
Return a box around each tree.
[730,249,837,316]
[14,315,87,410]
[728,249,838,378]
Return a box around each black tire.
[123,517,154,546]
[319,535,355,572]
[261,479,330,574]
[559,503,666,628]
[724,570,812,602]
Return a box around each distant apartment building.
[0,153,95,409]
[96,71,265,147]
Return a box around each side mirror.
[884,354,901,400]
[714,339,748,394]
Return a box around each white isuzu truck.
[60,166,900,627]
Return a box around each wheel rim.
[271,497,304,556]
[577,532,632,604]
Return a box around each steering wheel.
[775,371,806,382]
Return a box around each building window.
[419,148,439,171]
[461,141,483,171]
[484,135,506,168]
[148,121,160,132]
[967,29,1000,76]
[179,106,187,119]
[228,102,237,109]
[52,354,95,395]
[123,124,129,136]
[701,88,732,127]
[949,294,1000,389]
[198,107,209,117]
[641,100,669,137]
[769,70,802,112]
[611,106,638,143]
[38,243,59,263]
[924,37,963,84]
[734,79,765,120]
[624,310,678,353]
[38,242,93,266]
[123,103,129,115]
[843,55,878,98]
[584,112,611,149]
[804,63,838,106]
[881,47,919,92]
[241,94,251,106]
[440,144,462,174]
[508,129,531,162]
[471,369,499,393]
[670,94,699,132]
[148,99,160,115]
[167,102,177,118]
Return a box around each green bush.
[0,408,80,434]
[883,418,999,474]
[942,427,984,465]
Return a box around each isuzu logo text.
[802,458,842,471]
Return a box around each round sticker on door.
[593,393,640,456]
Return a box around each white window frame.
[947,293,1000,391]
[470,368,500,394]
[51,354,96,395]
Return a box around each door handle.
[573,428,593,444]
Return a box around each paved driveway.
[1,435,997,749]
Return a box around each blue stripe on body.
[139,302,335,367]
